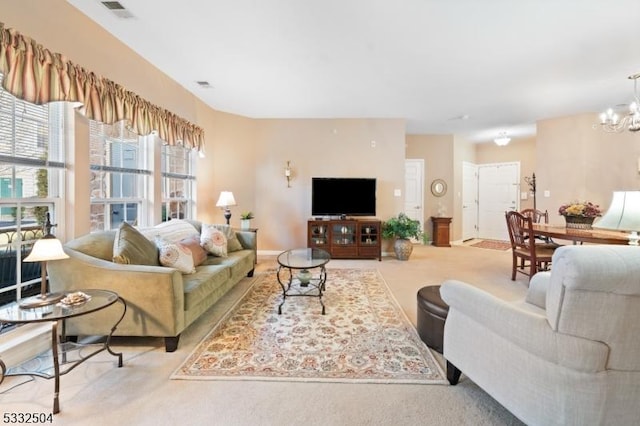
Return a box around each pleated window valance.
[0,22,204,151]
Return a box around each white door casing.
[477,162,520,241]
[462,161,478,241]
[404,159,424,241]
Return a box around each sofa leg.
[446,360,462,385]
[165,335,180,352]
[247,269,254,277]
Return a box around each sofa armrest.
[235,230,257,250]
[440,280,608,372]
[526,271,550,309]
[48,248,185,336]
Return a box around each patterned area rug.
[470,239,512,251]
[171,268,447,384]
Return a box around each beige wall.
[405,135,455,240]
[536,113,640,225]
[6,0,640,250]
[254,119,406,251]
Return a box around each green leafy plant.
[240,211,254,220]
[382,213,422,240]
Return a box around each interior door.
[478,162,520,241]
[462,162,478,241]
[404,159,424,240]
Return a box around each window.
[0,75,66,306]
[89,121,151,231]
[161,143,196,221]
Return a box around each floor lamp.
[19,213,69,309]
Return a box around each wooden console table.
[431,217,452,247]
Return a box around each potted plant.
[558,200,602,229]
[240,212,254,230]
[382,213,423,260]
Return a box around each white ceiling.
[66,0,640,142]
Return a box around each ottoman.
[416,285,450,354]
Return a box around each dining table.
[532,224,630,245]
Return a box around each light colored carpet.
[0,244,527,425]
[172,268,446,384]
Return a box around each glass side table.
[0,289,127,414]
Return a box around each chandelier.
[598,73,640,133]
[494,131,511,146]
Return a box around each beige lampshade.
[594,191,640,231]
[216,191,237,207]
[24,236,69,262]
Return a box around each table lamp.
[216,191,237,225]
[594,191,640,245]
[20,213,70,308]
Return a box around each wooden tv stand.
[307,219,381,261]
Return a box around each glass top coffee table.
[276,248,331,315]
[0,289,126,414]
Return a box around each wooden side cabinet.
[431,216,452,247]
[308,219,381,260]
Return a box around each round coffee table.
[276,248,331,314]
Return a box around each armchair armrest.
[440,280,608,373]
[526,271,551,309]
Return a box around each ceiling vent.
[101,1,135,19]
[196,81,213,89]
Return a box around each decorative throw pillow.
[201,224,228,257]
[138,219,199,243]
[206,224,243,252]
[113,222,160,266]
[155,237,196,274]
[179,235,208,266]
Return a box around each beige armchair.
[440,245,640,426]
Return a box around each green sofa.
[48,221,256,352]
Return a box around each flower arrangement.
[240,212,254,220]
[558,201,602,218]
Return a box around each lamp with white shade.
[594,191,640,245]
[20,213,70,309]
[216,191,237,225]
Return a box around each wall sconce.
[285,161,292,188]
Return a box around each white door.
[462,162,478,241]
[478,162,520,241]
[404,159,425,240]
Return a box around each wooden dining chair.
[505,211,556,281]
[520,208,549,224]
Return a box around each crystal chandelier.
[598,73,640,133]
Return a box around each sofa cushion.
[155,237,195,274]
[201,249,254,279]
[113,222,160,266]
[201,224,228,257]
[182,265,231,311]
[180,235,208,266]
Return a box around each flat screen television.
[311,177,376,217]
